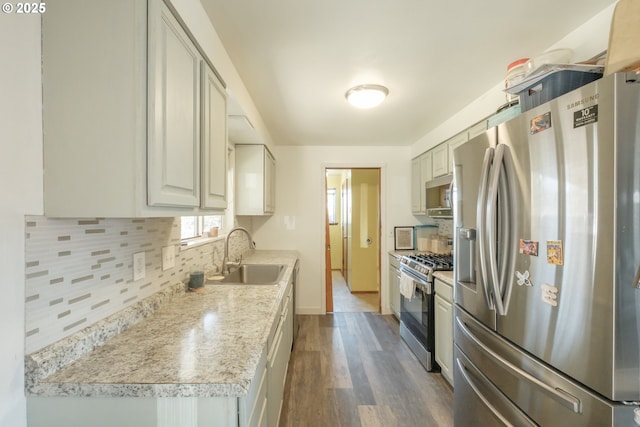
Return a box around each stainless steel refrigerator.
[452,72,640,426]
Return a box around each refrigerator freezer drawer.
[454,306,636,426]
[454,347,537,427]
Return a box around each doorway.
[325,168,381,313]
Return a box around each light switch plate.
[133,251,145,281]
[162,245,175,271]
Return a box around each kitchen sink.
[210,264,286,285]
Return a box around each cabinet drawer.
[435,279,453,303]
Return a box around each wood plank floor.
[331,271,378,313]
[279,313,453,427]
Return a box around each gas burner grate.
[406,253,453,270]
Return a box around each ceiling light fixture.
[345,84,389,109]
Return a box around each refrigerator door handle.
[487,145,506,315]
[487,144,518,316]
[633,263,640,289]
[477,147,495,310]
[497,145,517,314]
[456,316,583,414]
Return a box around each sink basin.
[212,264,286,285]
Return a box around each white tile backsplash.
[24,216,250,353]
[434,218,453,236]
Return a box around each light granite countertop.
[434,270,453,285]
[26,250,298,399]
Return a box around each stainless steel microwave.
[425,174,452,218]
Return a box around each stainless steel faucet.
[222,227,256,274]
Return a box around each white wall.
[250,146,415,314]
[0,13,43,427]
[411,3,616,157]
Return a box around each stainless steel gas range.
[399,253,453,371]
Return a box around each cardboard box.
[605,0,640,75]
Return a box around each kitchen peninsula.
[26,251,298,427]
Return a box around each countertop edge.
[27,381,247,398]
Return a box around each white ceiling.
[201,0,615,147]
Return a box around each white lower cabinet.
[28,396,238,427]
[434,278,454,386]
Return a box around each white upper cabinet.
[411,151,432,215]
[236,145,276,216]
[201,63,228,210]
[263,148,276,214]
[41,0,227,217]
[147,2,202,207]
[467,119,488,140]
[446,131,470,175]
[421,151,433,184]
[411,157,423,214]
[431,144,449,178]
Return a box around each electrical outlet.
[162,245,175,271]
[133,251,145,281]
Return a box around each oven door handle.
[399,267,431,294]
[413,281,428,295]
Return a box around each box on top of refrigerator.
[516,69,603,111]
